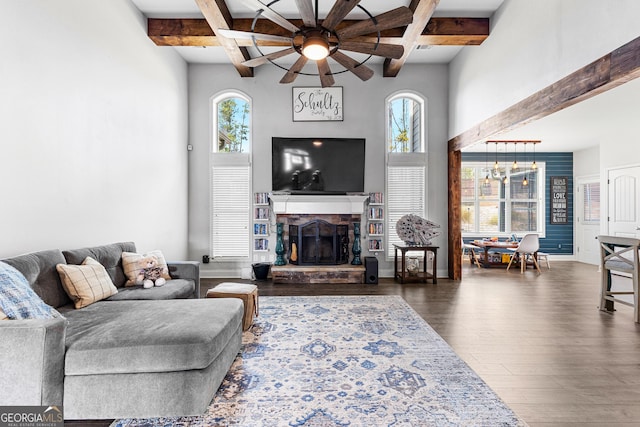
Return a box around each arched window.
[213,92,251,153]
[210,91,252,259]
[385,92,427,258]
[387,92,425,153]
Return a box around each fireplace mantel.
[270,194,368,215]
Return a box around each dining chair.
[537,251,551,269]
[461,237,481,267]
[506,233,541,273]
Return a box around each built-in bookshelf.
[253,192,270,252]
[366,192,384,253]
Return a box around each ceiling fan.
[217,0,414,87]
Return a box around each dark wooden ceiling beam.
[147,17,488,48]
[420,17,489,45]
[383,0,440,77]
[448,35,640,152]
[193,0,253,77]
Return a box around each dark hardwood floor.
[67,261,640,426]
[204,261,640,426]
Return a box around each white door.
[576,176,600,265]
[608,165,640,238]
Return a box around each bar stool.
[597,235,640,323]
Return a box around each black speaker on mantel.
[364,256,379,284]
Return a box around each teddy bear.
[136,255,167,289]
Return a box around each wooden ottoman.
[206,282,258,331]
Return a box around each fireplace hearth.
[289,220,349,265]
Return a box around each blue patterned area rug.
[113,295,526,426]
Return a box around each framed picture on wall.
[292,87,343,121]
[550,176,568,224]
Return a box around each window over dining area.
[461,162,546,237]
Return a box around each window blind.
[211,165,250,258]
[583,182,600,223]
[387,166,426,254]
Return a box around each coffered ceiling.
[129,0,504,66]
[129,0,639,154]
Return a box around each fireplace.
[289,220,349,265]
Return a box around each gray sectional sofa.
[0,242,243,420]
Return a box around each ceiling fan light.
[302,36,329,60]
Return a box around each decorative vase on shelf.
[274,223,286,266]
[351,221,362,265]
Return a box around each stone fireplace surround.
[271,194,369,263]
[270,194,369,283]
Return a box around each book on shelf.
[254,223,268,235]
[254,238,269,251]
[254,192,269,204]
[254,207,269,220]
[368,223,384,235]
[368,192,384,204]
[368,239,383,251]
[368,207,384,220]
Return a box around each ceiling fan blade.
[331,51,374,81]
[280,55,308,84]
[217,29,292,44]
[339,41,404,59]
[317,58,335,88]
[242,48,297,67]
[337,6,414,39]
[241,0,300,33]
[295,0,316,27]
[323,0,361,31]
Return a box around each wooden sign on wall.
[550,176,568,224]
[292,87,343,121]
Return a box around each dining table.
[470,240,518,268]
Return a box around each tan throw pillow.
[56,257,118,309]
[121,250,171,287]
[0,308,7,320]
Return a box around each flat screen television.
[272,137,365,195]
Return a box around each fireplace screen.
[289,220,349,265]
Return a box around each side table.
[206,282,259,331]
[393,244,438,284]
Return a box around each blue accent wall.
[462,152,573,255]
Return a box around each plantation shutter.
[387,166,426,255]
[211,165,250,258]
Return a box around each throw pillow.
[56,257,118,309]
[0,261,60,320]
[121,250,171,287]
[1,308,8,320]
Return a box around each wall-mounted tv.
[272,137,365,195]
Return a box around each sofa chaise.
[0,242,243,420]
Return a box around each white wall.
[188,63,449,277]
[0,0,189,259]
[573,146,599,178]
[449,0,640,138]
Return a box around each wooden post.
[448,149,462,280]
